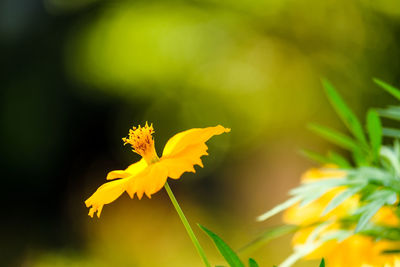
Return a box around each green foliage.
[300,149,331,165]
[257,79,400,266]
[319,258,325,267]
[308,123,360,151]
[322,79,368,148]
[238,225,299,255]
[198,224,245,267]
[374,78,400,101]
[382,128,400,138]
[248,258,259,267]
[305,80,386,166]
[366,110,382,162]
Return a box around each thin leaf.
[248,258,259,267]
[237,225,299,255]
[300,187,332,207]
[327,151,351,168]
[289,178,348,196]
[198,224,245,267]
[321,79,368,147]
[257,195,302,221]
[383,128,400,138]
[378,108,400,121]
[319,258,325,267]
[300,149,331,164]
[352,148,368,166]
[361,225,400,241]
[380,146,400,177]
[355,200,385,232]
[322,186,362,215]
[308,123,360,151]
[367,109,382,162]
[373,78,400,101]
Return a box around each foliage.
[255,79,400,266]
[199,224,258,267]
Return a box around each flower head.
[284,166,400,267]
[85,124,230,218]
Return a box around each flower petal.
[127,162,169,199]
[106,170,131,180]
[106,159,147,180]
[85,177,132,218]
[160,125,230,179]
[162,125,230,158]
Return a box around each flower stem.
[164,181,211,267]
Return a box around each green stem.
[164,181,211,267]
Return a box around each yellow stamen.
[122,122,159,164]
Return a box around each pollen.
[122,122,159,164]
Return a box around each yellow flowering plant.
[85,124,231,266]
[85,124,264,267]
[253,79,400,267]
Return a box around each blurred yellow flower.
[85,123,230,218]
[283,166,400,267]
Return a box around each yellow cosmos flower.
[85,123,230,218]
[283,166,400,267]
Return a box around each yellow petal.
[85,177,132,218]
[162,125,230,158]
[106,170,131,180]
[160,143,208,179]
[127,162,169,199]
[160,125,230,179]
[107,159,147,180]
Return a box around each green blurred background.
[1,0,400,266]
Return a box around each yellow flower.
[283,166,400,267]
[85,123,230,218]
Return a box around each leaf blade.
[322,186,362,215]
[198,224,245,267]
[300,149,331,165]
[256,196,302,221]
[308,123,360,151]
[248,258,259,267]
[373,78,400,101]
[367,109,382,161]
[321,79,368,147]
[382,127,400,138]
[237,225,299,255]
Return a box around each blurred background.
[1,0,400,266]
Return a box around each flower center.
[122,122,159,164]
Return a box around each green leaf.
[361,225,400,241]
[322,186,362,215]
[380,146,400,176]
[383,128,400,138]
[352,149,368,166]
[248,258,259,267]
[382,249,400,254]
[300,149,331,164]
[355,200,385,232]
[327,151,351,168]
[321,79,368,147]
[373,78,400,101]
[257,195,302,221]
[198,224,245,267]
[308,123,360,151]
[319,258,325,267]
[378,107,400,121]
[237,225,299,255]
[367,109,382,161]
